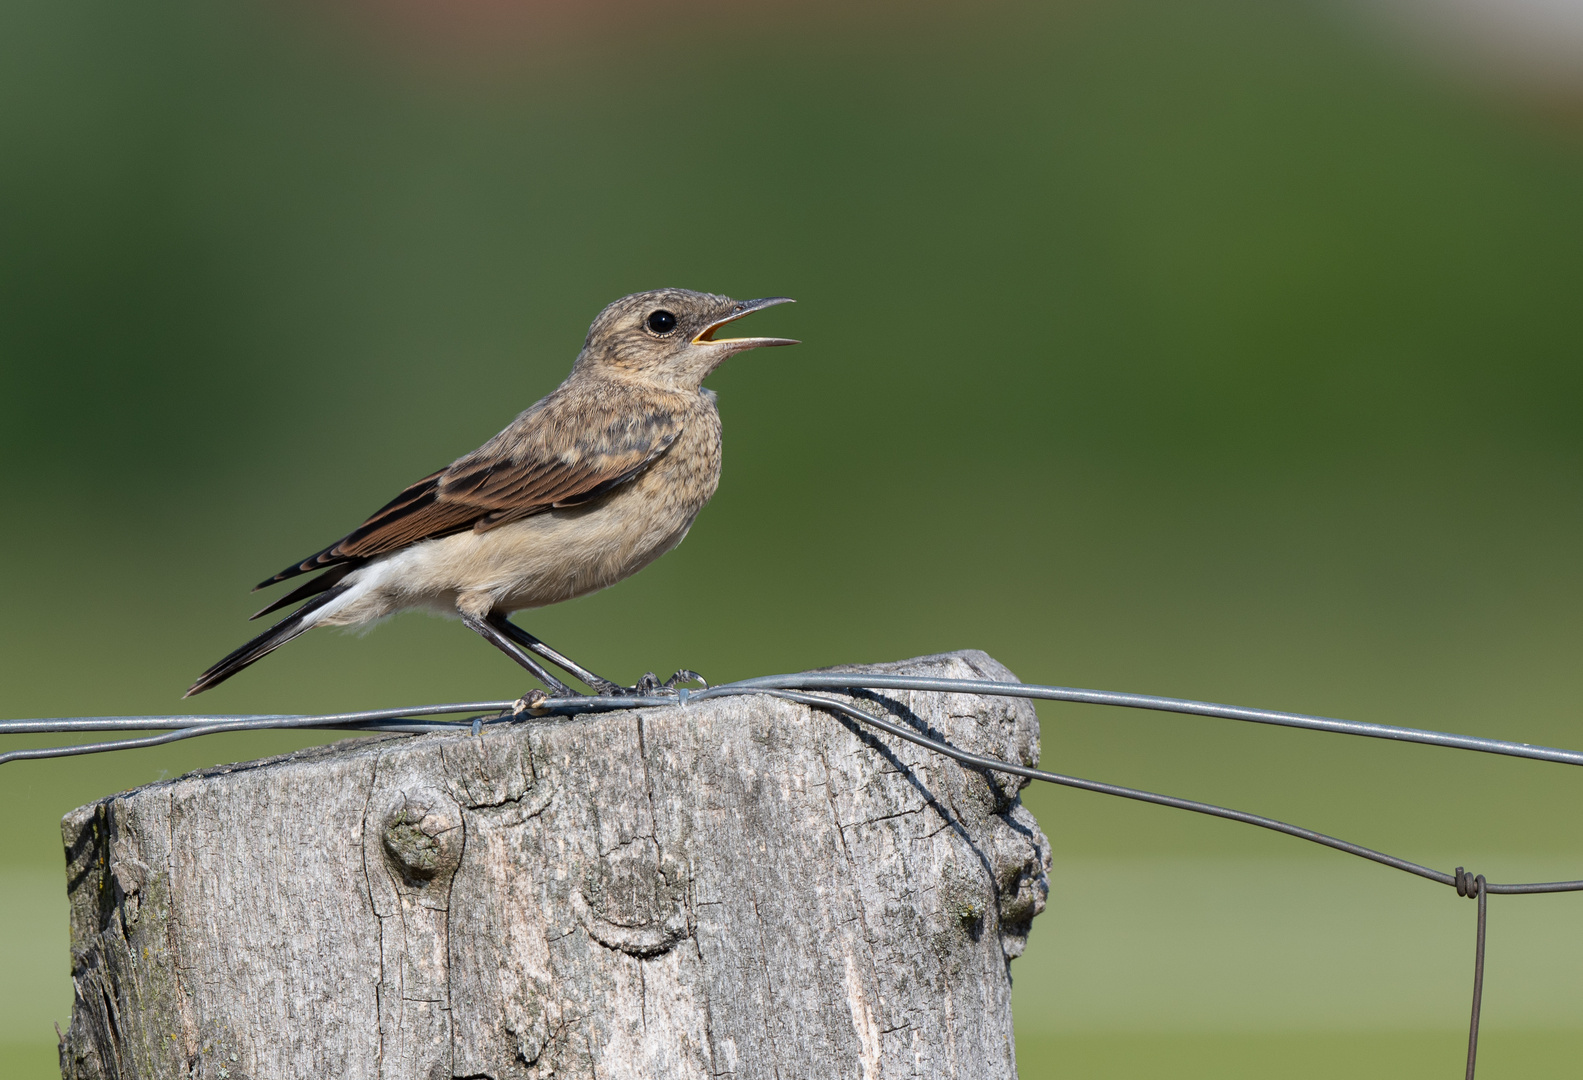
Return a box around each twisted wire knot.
[1455,866,1485,898]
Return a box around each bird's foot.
[619,670,708,696]
[630,668,712,693]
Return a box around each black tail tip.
[183,676,214,699]
[184,654,247,698]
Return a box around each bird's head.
[576,288,797,388]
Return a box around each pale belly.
[317,483,702,626]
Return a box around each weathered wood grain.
[58,650,1050,1079]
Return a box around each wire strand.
[1462,871,1488,1080]
[8,676,1577,896]
[10,673,1583,765]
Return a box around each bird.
[185,288,796,702]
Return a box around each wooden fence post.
[57,650,1050,1079]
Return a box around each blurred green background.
[3,0,1582,1074]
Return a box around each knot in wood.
[575,843,690,956]
[381,787,462,883]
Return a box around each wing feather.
[256,388,684,590]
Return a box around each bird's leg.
[460,612,576,701]
[490,615,706,698]
[487,615,624,696]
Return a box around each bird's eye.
[646,310,678,335]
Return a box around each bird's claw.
[664,669,708,690]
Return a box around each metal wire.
[1455,869,1488,1080]
[6,671,1580,1076]
[11,673,1583,765]
[7,674,1583,898]
[717,674,1583,766]
[0,702,516,765]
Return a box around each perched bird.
[186,289,796,701]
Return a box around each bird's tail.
[184,585,351,698]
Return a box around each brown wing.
[256,394,683,590]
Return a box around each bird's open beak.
[693,297,799,351]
